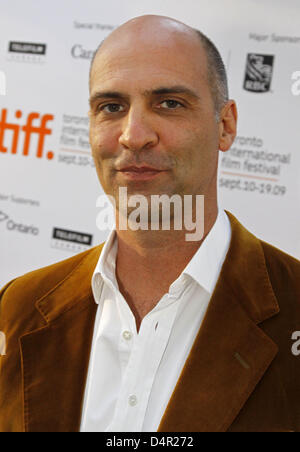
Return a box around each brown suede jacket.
[0,211,300,432]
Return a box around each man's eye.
[160,100,183,109]
[101,103,125,113]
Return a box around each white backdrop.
[0,0,300,287]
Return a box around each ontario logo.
[243,53,275,93]
[0,109,55,160]
[0,210,39,235]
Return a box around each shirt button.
[122,331,132,340]
[128,395,138,406]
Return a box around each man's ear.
[218,100,238,152]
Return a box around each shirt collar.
[179,209,231,294]
[91,227,118,303]
[92,209,231,302]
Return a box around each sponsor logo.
[243,53,274,93]
[0,70,6,96]
[51,227,93,252]
[9,41,46,55]
[0,109,55,160]
[71,44,95,60]
[7,41,47,64]
[0,210,39,235]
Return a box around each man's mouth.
[117,166,167,180]
[119,166,163,172]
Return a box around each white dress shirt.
[80,209,231,432]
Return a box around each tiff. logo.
[0,109,55,159]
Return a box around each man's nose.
[118,107,159,151]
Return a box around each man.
[0,15,299,432]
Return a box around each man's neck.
[115,203,218,266]
[114,204,218,329]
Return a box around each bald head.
[101,15,195,49]
[89,15,228,118]
[90,15,201,77]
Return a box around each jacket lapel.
[158,212,280,432]
[19,246,102,432]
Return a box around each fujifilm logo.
[51,227,93,253]
[7,41,47,63]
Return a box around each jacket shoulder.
[0,245,103,329]
[261,240,300,286]
[260,240,300,313]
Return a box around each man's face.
[89,23,221,209]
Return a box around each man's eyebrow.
[149,86,200,100]
[89,86,200,107]
[89,91,127,107]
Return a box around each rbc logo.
[0,108,55,160]
[243,53,274,93]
